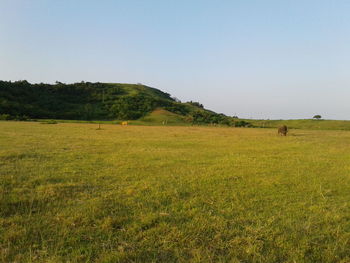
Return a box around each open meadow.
[1,121,350,262]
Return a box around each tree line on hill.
[0,80,250,126]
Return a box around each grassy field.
[247,119,350,131]
[1,121,350,262]
[36,116,350,131]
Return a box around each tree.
[188,101,204,108]
[313,115,322,120]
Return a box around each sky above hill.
[1,0,350,119]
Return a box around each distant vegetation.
[0,80,235,125]
[187,101,204,108]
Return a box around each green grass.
[1,121,350,262]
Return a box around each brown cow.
[278,125,288,136]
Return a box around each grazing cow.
[121,121,128,126]
[278,125,288,136]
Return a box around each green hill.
[0,80,232,125]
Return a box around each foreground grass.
[1,122,350,262]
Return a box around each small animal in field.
[278,125,288,136]
[121,121,128,126]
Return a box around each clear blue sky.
[1,0,350,119]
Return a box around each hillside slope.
[138,108,190,126]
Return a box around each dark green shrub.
[0,114,13,120]
[14,115,29,121]
[234,120,251,127]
